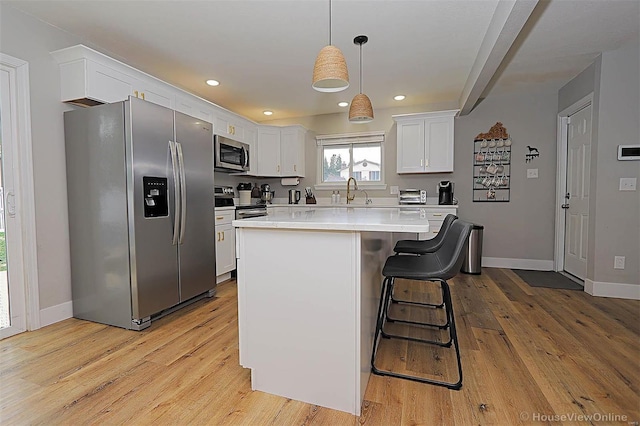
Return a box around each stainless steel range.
[235,204,267,219]
[215,185,267,219]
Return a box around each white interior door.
[563,104,592,280]
[0,62,26,338]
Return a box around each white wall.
[0,5,83,312]
[593,40,640,286]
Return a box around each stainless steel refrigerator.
[64,96,216,330]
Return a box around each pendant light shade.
[312,0,349,92]
[349,35,373,123]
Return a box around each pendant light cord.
[359,43,363,94]
[329,0,332,45]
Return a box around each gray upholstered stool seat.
[371,220,473,390]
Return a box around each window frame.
[315,131,387,191]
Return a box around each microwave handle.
[242,146,249,168]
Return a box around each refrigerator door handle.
[176,142,187,245]
[169,140,180,245]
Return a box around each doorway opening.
[554,93,593,285]
[0,52,39,339]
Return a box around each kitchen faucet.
[346,177,358,204]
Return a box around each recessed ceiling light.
[338,102,349,107]
[263,110,273,116]
[394,95,406,101]
[206,79,220,86]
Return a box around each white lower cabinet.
[215,210,236,278]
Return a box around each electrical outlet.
[390,186,399,195]
[619,177,637,191]
[614,256,625,269]
[527,168,539,179]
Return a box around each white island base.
[236,228,391,415]
[235,208,431,415]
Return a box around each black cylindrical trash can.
[461,224,483,274]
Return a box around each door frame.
[0,52,40,335]
[554,93,593,273]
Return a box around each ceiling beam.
[459,0,539,116]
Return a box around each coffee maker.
[438,181,454,205]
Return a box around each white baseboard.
[39,301,73,327]
[482,257,554,271]
[584,279,640,300]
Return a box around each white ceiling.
[6,0,640,121]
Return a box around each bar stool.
[371,220,472,389]
[389,214,458,314]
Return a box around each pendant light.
[312,0,349,92]
[349,35,374,123]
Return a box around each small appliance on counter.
[399,189,427,205]
[259,183,275,204]
[438,181,454,205]
[237,182,252,205]
[288,189,301,204]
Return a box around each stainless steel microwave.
[214,135,249,172]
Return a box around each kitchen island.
[233,208,430,415]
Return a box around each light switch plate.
[527,168,539,179]
[619,177,637,191]
[390,186,399,195]
[614,256,625,269]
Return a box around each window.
[316,131,386,190]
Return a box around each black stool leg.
[390,280,445,309]
[386,279,450,330]
[371,278,463,390]
[371,276,393,368]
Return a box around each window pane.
[353,144,381,181]
[323,146,351,182]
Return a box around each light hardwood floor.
[1,268,638,425]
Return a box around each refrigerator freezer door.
[127,97,180,319]
[65,102,134,329]
[174,111,216,300]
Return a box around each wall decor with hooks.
[473,122,511,202]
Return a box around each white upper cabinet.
[215,110,247,143]
[257,125,306,177]
[51,45,174,109]
[175,94,214,123]
[51,44,307,178]
[394,110,459,174]
[280,125,306,177]
[257,127,281,176]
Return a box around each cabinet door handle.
[141,92,145,100]
[294,164,297,172]
[277,165,280,172]
[134,90,139,98]
[425,159,429,167]
[216,216,224,220]
[433,213,442,217]
[420,159,423,167]
[221,231,225,241]
[217,232,220,242]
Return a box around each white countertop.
[268,203,458,209]
[233,207,430,233]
